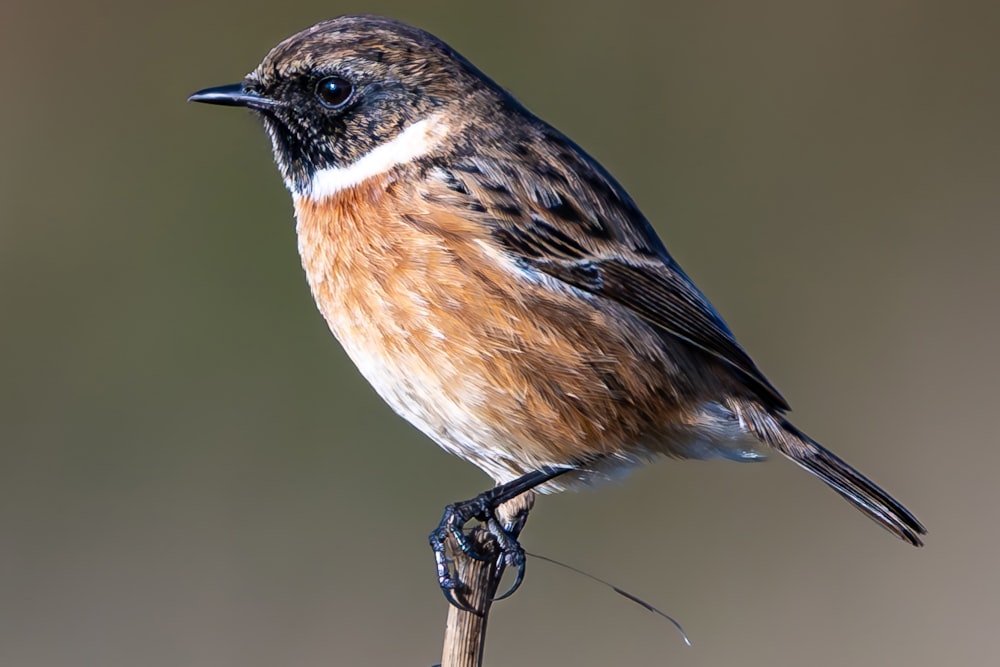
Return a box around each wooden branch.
[439,529,500,667]
[440,491,535,667]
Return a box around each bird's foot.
[429,466,573,611]
[429,492,526,611]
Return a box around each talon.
[431,545,480,613]
[486,516,527,600]
[441,584,481,614]
[429,502,493,610]
[428,467,574,608]
[430,528,483,614]
[492,558,525,601]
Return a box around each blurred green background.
[2,0,996,665]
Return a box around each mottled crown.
[241,15,514,192]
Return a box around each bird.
[189,14,925,607]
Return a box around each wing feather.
[419,132,789,410]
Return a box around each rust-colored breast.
[293,173,723,485]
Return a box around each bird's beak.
[187,83,280,111]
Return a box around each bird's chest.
[290,183,652,477]
[292,185,508,452]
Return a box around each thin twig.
[439,492,534,667]
[439,529,500,667]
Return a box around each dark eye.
[316,76,354,109]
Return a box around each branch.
[439,492,534,667]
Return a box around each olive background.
[2,1,997,665]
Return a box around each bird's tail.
[736,404,926,546]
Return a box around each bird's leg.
[429,466,572,609]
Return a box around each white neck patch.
[301,115,443,200]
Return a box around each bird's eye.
[316,76,354,109]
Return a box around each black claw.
[442,585,481,614]
[429,466,574,608]
[430,530,481,613]
[492,553,526,601]
[484,515,526,600]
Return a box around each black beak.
[187,83,280,111]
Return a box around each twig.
[439,492,534,667]
[439,529,500,667]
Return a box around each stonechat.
[190,14,925,606]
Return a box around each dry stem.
[439,492,535,667]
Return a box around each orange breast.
[293,176,721,485]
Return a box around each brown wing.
[419,129,789,411]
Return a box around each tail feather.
[740,406,926,546]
